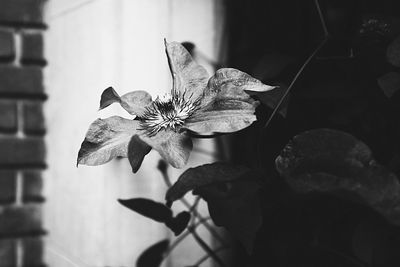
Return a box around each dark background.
[224,0,400,266]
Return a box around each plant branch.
[158,161,228,246]
[188,225,227,267]
[164,217,211,258]
[263,37,328,129]
[315,0,329,38]
[193,246,229,266]
[263,0,329,129]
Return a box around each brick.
[0,0,46,27]
[0,205,43,237]
[0,66,44,96]
[0,30,14,61]
[23,171,43,202]
[23,101,45,135]
[0,137,45,166]
[0,100,17,133]
[22,237,44,267]
[22,33,45,65]
[0,239,16,267]
[0,171,16,204]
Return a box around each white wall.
[44,0,224,266]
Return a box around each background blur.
[0,0,226,266]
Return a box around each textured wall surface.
[0,0,47,266]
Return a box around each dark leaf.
[378,72,400,98]
[247,82,288,117]
[165,211,191,236]
[118,198,172,223]
[136,239,169,267]
[99,87,121,110]
[165,162,251,204]
[276,128,400,225]
[194,179,262,254]
[128,135,152,173]
[387,35,400,67]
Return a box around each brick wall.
[0,1,47,266]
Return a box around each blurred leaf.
[128,135,152,173]
[194,179,262,254]
[99,87,121,110]
[276,128,400,225]
[136,239,169,267]
[387,35,400,67]
[118,198,172,223]
[247,82,288,117]
[165,211,191,236]
[378,72,400,98]
[165,163,251,204]
[77,116,139,166]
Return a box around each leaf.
[387,35,400,67]
[77,116,139,166]
[165,162,251,204]
[377,72,400,98]
[194,179,262,254]
[128,135,152,173]
[164,40,209,101]
[165,211,191,236]
[275,128,400,226]
[247,82,288,117]
[118,198,172,223]
[99,87,152,116]
[136,239,169,267]
[99,87,121,110]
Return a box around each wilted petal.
[128,135,152,173]
[140,130,192,168]
[99,87,152,116]
[77,116,139,166]
[201,68,277,108]
[164,40,209,101]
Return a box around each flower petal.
[128,135,152,173]
[77,116,139,166]
[201,68,277,107]
[99,87,152,116]
[120,91,152,116]
[164,40,209,101]
[184,100,257,134]
[140,130,192,168]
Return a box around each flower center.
[139,90,199,136]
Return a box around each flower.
[77,40,276,172]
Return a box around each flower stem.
[164,217,211,258]
[263,0,329,129]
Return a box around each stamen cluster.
[140,90,199,136]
